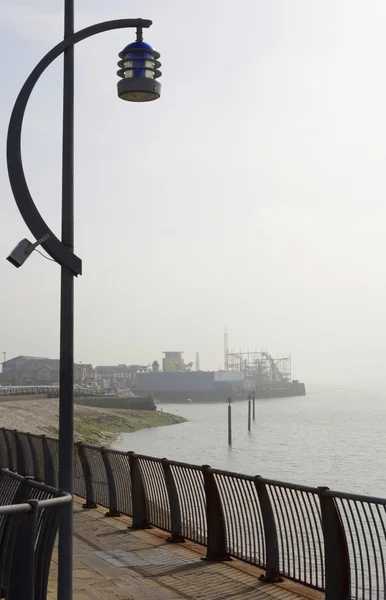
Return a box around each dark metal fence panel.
[104,450,132,516]
[44,437,59,488]
[3,430,17,471]
[83,445,109,508]
[0,430,9,467]
[137,456,170,532]
[27,435,45,483]
[15,432,33,476]
[169,462,207,545]
[265,481,325,590]
[330,492,386,600]
[213,471,266,567]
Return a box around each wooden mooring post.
[252,390,256,421]
[227,397,232,446]
[248,398,251,431]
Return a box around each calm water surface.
[112,386,386,497]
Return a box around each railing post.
[77,444,97,509]
[254,476,282,583]
[318,487,351,600]
[202,465,231,561]
[14,430,26,475]
[42,435,55,486]
[100,447,120,517]
[7,499,38,600]
[128,452,150,529]
[161,458,184,543]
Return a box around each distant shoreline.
[0,397,187,446]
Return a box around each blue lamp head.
[117,32,161,102]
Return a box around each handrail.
[0,494,71,515]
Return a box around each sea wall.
[74,394,156,411]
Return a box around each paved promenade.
[47,499,323,600]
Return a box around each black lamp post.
[6,2,162,598]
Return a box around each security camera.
[6,234,50,268]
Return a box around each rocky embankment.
[0,398,186,445]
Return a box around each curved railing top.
[0,492,72,515]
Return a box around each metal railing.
[0,467,71,600]
[0,427,384,600]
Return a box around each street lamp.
[5,2,162,599]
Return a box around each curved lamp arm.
[7,18,152,276]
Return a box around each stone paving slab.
[47,501,324,600]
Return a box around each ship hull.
[137,382,306,404]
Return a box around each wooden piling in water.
[227,397,232,446]
[248,399,251,431]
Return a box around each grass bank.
[57,409,187,445]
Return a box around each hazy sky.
[1,0,386,385]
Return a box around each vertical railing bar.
[42,435,55,486]
[338,497,357,599]
[354,501,373,600]
[273,485,291,576]
[194,467,206,543]
[144,460,157,525]
[77,443,97,509]
[150,461,162,527]
[225,475,243,558]
[26,433,40,481]
[180,468,193,540]
[234,477,251,561]
[299,490,315,587]
[14,431,26,476]
[346,497,365,598]
[373,504,386,598]
[4,430,16,471]
[138,460,152,523]
[219,475,236,557]
[244,478,259,564]
[366,503,381,600]
[289,488,307,582]
[188,468,205,542]
[240,478,253,561]
[171,466,188,539]
[153,461,166,529]
[179,468,192,540]
[158,461,170,531]
[284,487,302,581]
[213,476,228,547]
[148,460,162,528]
[255,484,266,565]
[307,492,325,587]
[150,462,163,527]
[0,429,9,468]
[265,484,283,572]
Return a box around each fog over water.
[113,386,386,497]
[2,1,386,388]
